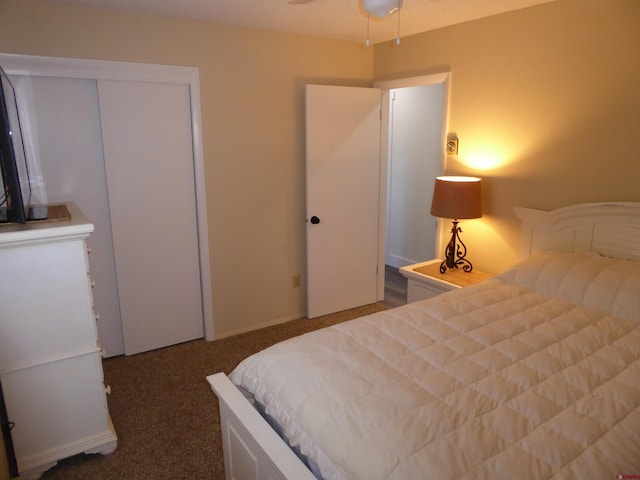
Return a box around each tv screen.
[0,65,31,224]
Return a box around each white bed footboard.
[207,373,317,480]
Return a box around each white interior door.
[305,84,381,318]
[98,80,203,355]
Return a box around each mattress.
[230,251,640,479]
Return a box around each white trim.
[0,53,195,84]
[377,87,390,301]
[373,72,450,90]
[184,66,215,342]
[0,53,215,341]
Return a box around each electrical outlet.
[446,138,458,155]
[446,132,459,155]
[293,274,301,288]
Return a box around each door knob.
[310,216,320,224]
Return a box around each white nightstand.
[399,259,492,303]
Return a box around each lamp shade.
[430,176,482,220]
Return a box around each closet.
[0,55,213,357]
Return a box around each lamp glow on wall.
[430,176,482,274]
[362,0,404,45]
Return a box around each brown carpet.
[40,302,389,480]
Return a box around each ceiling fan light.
[363,0,403,18]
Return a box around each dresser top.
[0,203,94,247]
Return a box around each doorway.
[376,73,450,304]
[304,74,450,314]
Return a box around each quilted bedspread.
[230,252,640,479]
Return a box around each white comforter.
[230,252,640,479]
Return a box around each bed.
[207,202,640,480]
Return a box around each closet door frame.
[0,53,214,342]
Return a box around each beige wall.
[374,0,640,274]
[0,0,638,338]
[0,0,373,337]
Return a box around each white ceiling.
[47,0,556,44]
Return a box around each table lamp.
[430,176,482,274]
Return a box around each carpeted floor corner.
[40,302,389,480]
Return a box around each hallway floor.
[384,265,407,307]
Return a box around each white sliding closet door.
[98,80,203,355]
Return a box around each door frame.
[374,72,451,300]
[0,53,214,341]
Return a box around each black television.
[0,65,31,224]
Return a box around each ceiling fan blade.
[288,0,314,4]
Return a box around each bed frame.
[207,201,640,480]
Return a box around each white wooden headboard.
[515,202,640,261]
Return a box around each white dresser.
[0,204,117,479]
